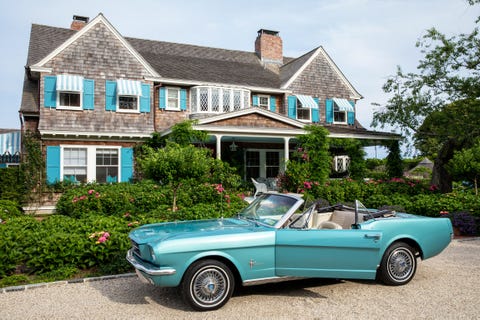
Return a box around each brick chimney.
[255,29,283,72]
[70,15,90,31]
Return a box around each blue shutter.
[347,100,355,125]
[105,81,117,111]
[325,99,334,124]
[46,146,61,184]
[312,98,319,123]
[180,89,187,111]
[44,76,57,108]
[269,96,276,112]
[252,95,259,107]
[159,87,166,109]
[287,96,297,119]
[83,79,95,110]
[140,83,151,113]
[121,147,133,182]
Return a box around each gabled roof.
[29,14,159,77]
[280,47,363,99]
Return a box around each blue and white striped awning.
[333,98,354,112]
[56,75,84,92]
[296,94,318,108]
[0,131,21,154]
[117,79,142,96]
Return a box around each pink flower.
[95,192,100,198]
[88,189,95,195]
[72,197,78,203]
[440,211,449,215]
[304,181,312,189]
[80,195,87,201]
[98,236,107,243]
[124,212,131,218]
[215,184,224,193]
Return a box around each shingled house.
[19,14,398,184]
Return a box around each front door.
[275,229,383,280]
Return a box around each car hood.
[129,218,259,244]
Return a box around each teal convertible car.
[127,193,453,311]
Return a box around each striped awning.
[56,75,84,92]
[117,79,142,96]
[333,98,354,112]
[296,94,318,109]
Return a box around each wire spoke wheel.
[379,242,417,285]
[182,260,234,311]
[387,248,415,281]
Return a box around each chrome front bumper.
[126,249,176,276]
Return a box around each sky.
[0,0,477,157]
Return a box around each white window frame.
[258,95,270,109]
[117,95,139,113]
[244,149,284,179]
[333,155,350,173]
[333,102,348,124]
[60,145,122,183]
[190,86,251,114]
[166,87,181,111]
[57,91,83,110]
[296,99,311,122]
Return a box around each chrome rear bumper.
[126,249,176,276]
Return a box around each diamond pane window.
[200,88,209,112]
[223,90,231,112]
[211,88,220,112]
[233,90,241,111]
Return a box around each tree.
[447,141,480,196]
[372,3,480,192]
[415,99,480,191]
[386,140,403,178]
[137,143,214,211]
[280,125,331,192]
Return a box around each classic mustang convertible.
[127,193,453,311]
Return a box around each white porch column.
[283,137,290,163]
[215,135,223,159]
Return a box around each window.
[246,151,260,181]
[190,86,250,113]
[245,149,283,181]
[63,148,87,183]
[333,155,350,173]
[55,75,86,109]
[266,152,280,177]
[61,146,122,183]
[96,149,119,183]
[59,92,81,107]
[334,103,347,123]
[118,96,138,110]
[258,95,270,109]
[297,100,311,121]
[115,79,143,113]
[166,87,180,110]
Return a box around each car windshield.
[237,194,299,227]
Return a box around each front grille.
[130,239,141,257]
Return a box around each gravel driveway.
[1,238,479,320]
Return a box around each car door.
[275,228,383,280]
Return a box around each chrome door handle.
[364,233,381,240]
